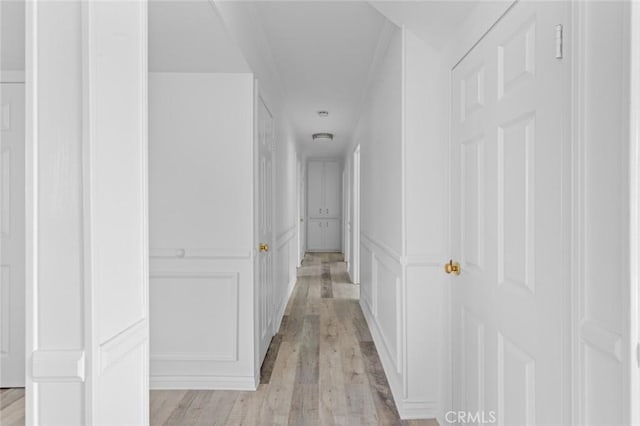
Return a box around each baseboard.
[150,374,258,390]
[359,298,438,421]
[399,400,439,420]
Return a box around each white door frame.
[352,145,360,284]
[296,158,302,265]
[0,81,26,388]
[629,0,640,422]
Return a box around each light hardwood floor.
[0,253,438,425]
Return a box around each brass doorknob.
[444,259,461,275]
[259,243,269,252]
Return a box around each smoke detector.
[312,133,334,142]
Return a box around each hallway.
[150,253,436,425]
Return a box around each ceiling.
[149,0,250,73]
[253,2,389,158]
[369,1,478,50]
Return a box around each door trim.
[629,0,640,422]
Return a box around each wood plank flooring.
[0,253,438,426]
[0,388,25,426]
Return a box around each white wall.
[149,72,258,389]
[346,23,405,414]
[344,24,450,419]
[1,0,25,73]
[215,0,299,332]
[148,0,249,74]
[358,28,403,256]
[402,30,450,420]
[149,0,300,388]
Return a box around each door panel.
[451,2,569,424]
[324,219,340,251]
[307,219,324,251]
[257,96,274,364]
[307,161,324,218]
[0,83,25,387]
[324,161,340,218]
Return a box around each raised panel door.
[307,161,324,218]
[0,83,25,387]
[451,2,569,424]
[323,161,341,218]
[307,219,324,251]
[324,219,341,251]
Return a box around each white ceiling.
[253,1,389,158]
[149,0,250,73]
[369,1,478,50]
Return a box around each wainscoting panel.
[359,231,447,420]
[149,255,256,390]
[150,272,238,362]
[359,233,407,416]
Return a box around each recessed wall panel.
[498,333,535,426]
[0,266,9,355]
[461,66,485,122]
[498,19,536,99]
[461,137,484,270]
[498,114,535,292]
[462,309,485,416]
[150,273,238,361]
[2,149,10,237]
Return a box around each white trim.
[24,0,38,424]
[150,248,252,259]
[0,71,25,84]
[361,232,402,265]
[149,271,240,362]
[352,144,361,284]
[629,0,640,423]
[400,26,407,259]
[402,254,442,267]
[99,320,148,372]
[150,375,258,391]
[570,2,587,424]
[31,350,85,382]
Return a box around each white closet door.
[324,219,341,251]
[0,83,25,388]
[307,219,324,251]
[307,161,324,218]
[323,161,341,218]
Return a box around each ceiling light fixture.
[312,133,334,142]
[317,111,329,117]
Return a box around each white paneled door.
[307,160,341,252]
[0,83,25,388]
[451,2,570,425]
[257,96,275,364]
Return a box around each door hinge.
[555,24,564,59]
